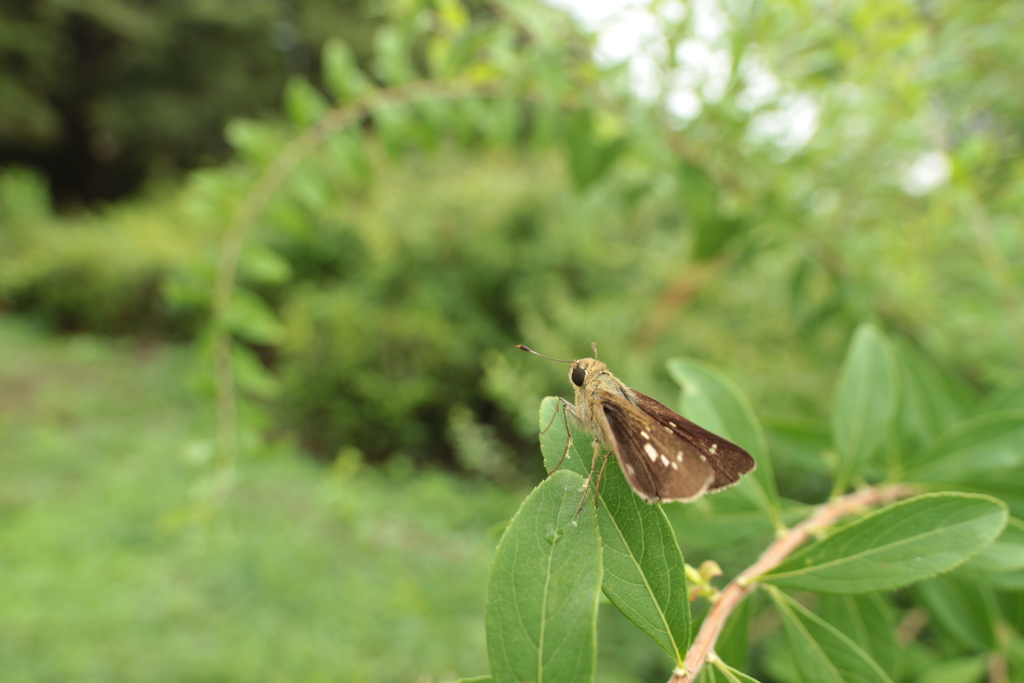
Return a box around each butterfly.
[519,344,756,505]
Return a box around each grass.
[0,318,527,682]
[0,317,676,683]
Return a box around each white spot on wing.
[671,462,679,470]
[660,455,670,466]
[626,464,635,475]
[664,427,672,434]
[669,422,677,428]
[676,451,684,462]
[644,443,659,461]
[710,443,719,454]
[640,431,650,440]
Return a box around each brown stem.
[894,606,929,647]
[989,652,1008,683]
[209,79,486,515]
[630,258,731,351]
[670,483,920,682]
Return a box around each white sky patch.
[690,0,727,42]
[675,39,733,102]
[901,151,952,196]
[545,0,819,149]
[546,0,664,99]
[746,94,820,157]
[667,88,702,122]
[737,53,781,111]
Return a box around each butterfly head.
[515,344,614,394]
[569,358,607,388]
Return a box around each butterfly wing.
[595,390,715,502]
[630,389,756,493]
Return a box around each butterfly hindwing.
[630,390,756,492]
[596,390,715,502]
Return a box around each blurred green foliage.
[3,0,1022,471]
[1,0,1023,679]
[272,147,719,463]
[0,178,209,336]
[0,319,523,681]
[0,317,675,682]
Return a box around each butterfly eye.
[571,366,587,387]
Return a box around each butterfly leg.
[593,451,613,508]
[548,398,579,474]
[574,436,603,518]
[540,400,562,435]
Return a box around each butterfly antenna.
[591,342,599,359]
[516,345,572,363]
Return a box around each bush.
[0,0,381,205]
[484,324,1024,682]
[271,147,697,464]
[0,175,212,336]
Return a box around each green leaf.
[912,655,987,683]
[818,594,899,677]
[231,343,281,400]
[426,35,455,78]
[695,667,720,683]
[666,500,780,551]
[238,245,293,286]
[985,570,1024,590]
[286,164,333,213]
[373,26,418,85]
[678,161,717,226]
[916,574,998,650]
[957,517,1024,575]
[669,357,783,530]
[437,0,470,32]
[694,217,749,262]
[566,110,625,190]
[768,588,894,683]
[903,411,1024,483]
[763,416,833,483]
[224,118,285,167]
[987,569,1024,589]
[893,337,973,454]
[832,324,898,495]
[222,290,284,346]
[716,591,757,671]
[760,493,1008,593]
[325,129,371,187]
[975,382,1024,414]
[322,37,371,103]
[374,107,416,157]
[1004,592,1024,631]
[480,97,521,148]
[597,456,690,663]
[710,659,765,683]
[283,74,329,127]
[945,468,1024,520]
[537,398,691,663]
[538,396,592,477]
[486,469,602,683]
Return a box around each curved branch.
[670,483,921,682]
[209,79,488,514]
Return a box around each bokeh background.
[0,0,1021,681]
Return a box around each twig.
[630,258,732,351]
[670,483,920,682]
[894,606,929,647]
[209,79,486,515]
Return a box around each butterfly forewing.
[596,391,715,502]
[631,390,756,492]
